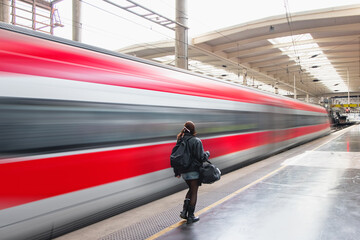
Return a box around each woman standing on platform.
[172,121,210,224]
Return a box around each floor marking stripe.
[146,165,287,240]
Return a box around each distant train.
[0,23,330,239]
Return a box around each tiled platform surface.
[157,125,360,240]
[56,125,360,240]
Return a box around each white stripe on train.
[0,74,325,117]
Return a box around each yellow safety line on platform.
[146,125,353,240]
[146,165,287,240]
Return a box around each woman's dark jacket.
[173,133,209,176]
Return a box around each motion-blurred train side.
[0,23,330,240]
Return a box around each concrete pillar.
[0,0,10,23]
[306,94,309,102]
[175,0,188,69]
[72,0,82,42]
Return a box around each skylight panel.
[268,34,348,93]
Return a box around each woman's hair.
[177,121,196,141]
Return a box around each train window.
[0,98,328,156]
[0,99,261,155]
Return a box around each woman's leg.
[185,180,191,199]
[185,179,199,206]
[185,179,200,223]
[180,181,192,219]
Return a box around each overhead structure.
[119,4,360,100]
[192,4,360,97]
[103,0,188,69]
[103,0,186,31]
[7,0,63,34]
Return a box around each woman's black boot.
[187,205,199,224]
[180,198,190,219]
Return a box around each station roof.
[118,4,360,98]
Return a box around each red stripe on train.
[0,123,329,210]
[0,30,326,113]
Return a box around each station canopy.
[118,4,360,99]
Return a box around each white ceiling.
[118,4,360,99]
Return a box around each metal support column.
[11,0,15,24]
[72,0,82,42]
[347,68,350,105]
[0,0,10,23]
[293,74,297,99]
[243,69,247,86]
[50,4,54,35]
[306,94,309,102]
[32,0,36,30]
[175,0,188,70]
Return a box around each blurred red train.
[0,23,330,239]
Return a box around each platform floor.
[56,125,360,240]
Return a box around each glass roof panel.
[268,34,348,92]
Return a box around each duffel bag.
[199,160,221,184]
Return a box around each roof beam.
[141,52,174,59]
[193,5,360,44]
[235,52,286,64]
[203,23,360,53]
[189,55,216,62]
[328,57,359,63]
[227,45,278,59]
[190,44,312,95]
[325,51,360,57]
[262,64,304,73]
[250,57,293,68]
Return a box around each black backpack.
[170,137,192,171]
